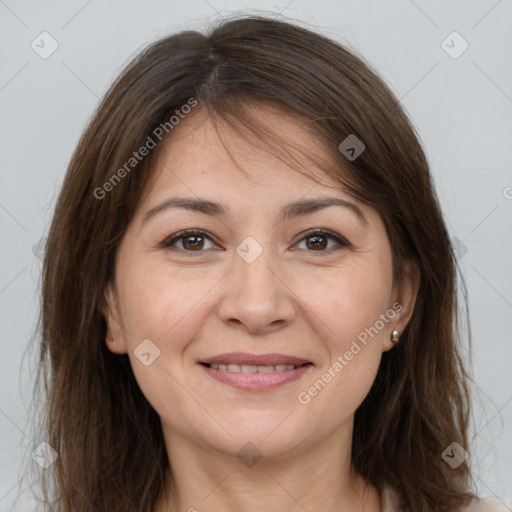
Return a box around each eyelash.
[160,229,349,256]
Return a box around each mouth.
[197,353,314,391]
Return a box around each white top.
[381,484,512,512]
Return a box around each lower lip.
[199,364,313,391]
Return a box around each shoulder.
[381,484,512,512]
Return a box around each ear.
[383,259,421,352]
[101,281,128,355]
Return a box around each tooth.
[211,363,299,372]
[257,365,275,372]
[241,365,258,373]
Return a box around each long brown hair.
[35,14,477,511]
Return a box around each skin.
[102,105,420,512]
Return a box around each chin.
[201,417,311,461]
[213,435,303,463]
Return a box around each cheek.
[117,261,223,374]
[305,257,391,343]
[300,256,392,411]
[116,264,211,418]
[296,273,387,420]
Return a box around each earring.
[109,337,115,343]
[391,329,400,344]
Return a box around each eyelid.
[161,228,350,254]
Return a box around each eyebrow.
[142,196,369,228]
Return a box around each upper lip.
[199,353,312,366]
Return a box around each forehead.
[142,104,353,204]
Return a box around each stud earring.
[109,337,115,343]
[391,329,400,344]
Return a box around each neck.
[153,419,381,512]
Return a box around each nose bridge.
[234,234,281,300]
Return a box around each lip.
[199,363,313,391]
[199,352,312,366]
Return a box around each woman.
[36,14,511,512]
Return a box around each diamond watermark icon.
[441,442,468,469]
[237,442,263,468]
[452,236,468,259]
[31,31,59,59]
[441,31,469,59]
[32,236,47,261]
[134,338,161,366]
[236,236,263,264]
[338,134,365,161]
[32,442,58,469]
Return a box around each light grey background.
[1,0,511,509]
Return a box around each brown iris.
[305,234,328,250]
[182,234,205,250]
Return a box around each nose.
[217,244,297,336]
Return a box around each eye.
[161,228,349,255]
[161,230,217,254]
[294,229,349,253]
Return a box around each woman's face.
[104,106,418,459]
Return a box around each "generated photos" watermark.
[298,302,403,404]
[94,97,198,199]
